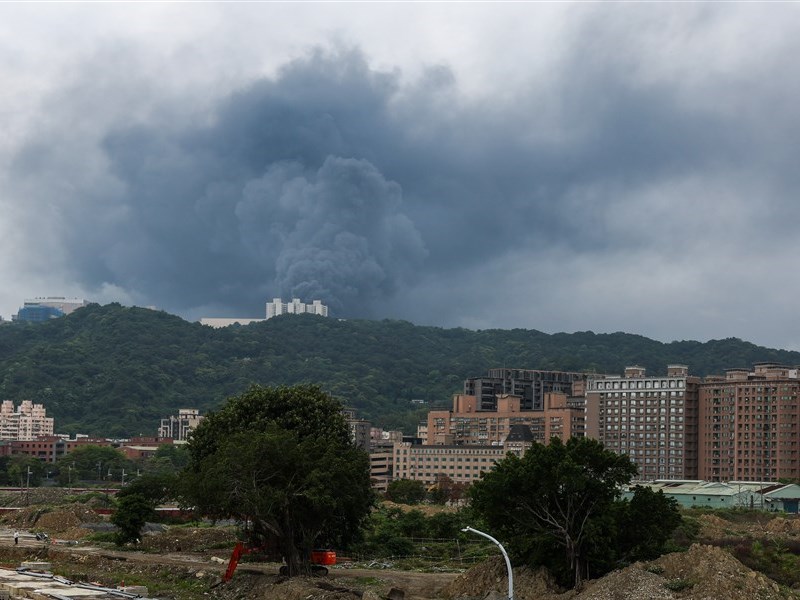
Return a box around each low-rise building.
[623,480,800,512]
[199,318,264,328]
[12,297,88,323]
[392,442,508,485]
[0,435,111,463]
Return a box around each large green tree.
[180,384,374,576]
[470,437,638,588]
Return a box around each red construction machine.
[223,540,336,581]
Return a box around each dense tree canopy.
[385,479,427,505]
[53,445,133,486]
[180,384,374,575]
[0,303,794,436]
[470,437,680,588]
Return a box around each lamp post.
[461,526,513,600]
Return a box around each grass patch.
[645,564,664,575]
[664,578,695,592]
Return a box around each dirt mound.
[445,545,794,600]
[580,544,791,600]
[578,568,672,600]
[443,556,568,600]
[1,504,101,533]
[650,543,785,599]
[139,525,238,553]
[763,517,800,536]
[696,513,731,537]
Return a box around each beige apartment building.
[585,365,700,481]
[698,363,800,482]
[392,442,509,485]
[426,392,585,446]
[0,400,54,441]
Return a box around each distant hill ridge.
[0,303,797,437]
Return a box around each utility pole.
[26,466,32,506]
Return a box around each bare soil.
[0,507,798,599]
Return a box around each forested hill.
[0,303,798,437]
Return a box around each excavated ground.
[0,503,797,599]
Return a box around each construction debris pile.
[444,544,798,600]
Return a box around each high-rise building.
[464,368,588,411]
[266,298,329,319]
[585,365,700,481]
[698,363,800,482]
[0,400,54,440]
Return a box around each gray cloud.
[4,5,800,349]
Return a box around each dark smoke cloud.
[38,48,429,318]
[6,11,800,348]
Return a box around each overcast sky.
[2,4,799,349]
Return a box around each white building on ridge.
[266,298,329,319]
[200,298,329,328]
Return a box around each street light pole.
[462,526,514,600]
[26,466,32,506]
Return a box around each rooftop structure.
[464,368,588,411]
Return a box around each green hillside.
[0,303,797,437]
